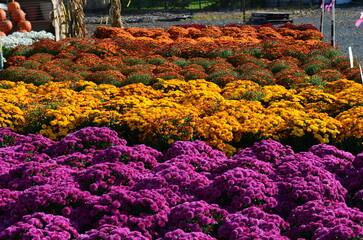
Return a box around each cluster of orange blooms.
[1,24,363,155]
[93,24,324,44]
[3,24,360,89]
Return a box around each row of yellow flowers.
[0,78,361,155]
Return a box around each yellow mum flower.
[0,100,25,130]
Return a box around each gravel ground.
[293,4,363,61]
[85,3,363,60]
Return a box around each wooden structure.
[85,0,109,12]
[10,0,55,33]
[250,12,293,24]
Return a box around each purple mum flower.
[160,229,217,240]
[0,212,79,239]
[76,225,148,240]
[44,127,127,157]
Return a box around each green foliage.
[304,55,331,65]
[125,0,194,9]
[332,56,357,68]
[78,71,92,78]
[304,75,327,88]
[313,69,345,82]
[207,49,234,58]
[209,69,238,80]
[86,70,126,87]
[303,61,328,76]
[190,58,216,70]
[123,71,154,86]
[242,47,263,59]
[0,134,16,148]
[186,0,215,9]
[19,60,42,69]
[91,65,119,72]
[269,62,289,73]
[0,66,53,86]
[172,58,191,68]
[122,64,150,75]
[71,64,90,72]
[8,45,34,58]
[322,48,342,59]
[123,56,147,66]
[146,56,168,65]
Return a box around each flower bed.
[0,127,362,239]
[0,75,362,155]
[0,24,362,155]
[0,23,363,239]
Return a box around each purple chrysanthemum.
[167,200,228,237]
[204,167,278,212]
[76,224,148,240]
[236,139,294,166]
[92,144,162,169]
[218,207,289,240]
[44,127,127,157]
[162,140,227,172]
[160,229,217,240]
[0,212,79,239]
[286,200,363,239]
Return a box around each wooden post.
[349,47,354,68]
[0,42,3,71]
[51,0,67,40]
[51,1,58,40]
[331,0,335,46]
[243,0,246,23]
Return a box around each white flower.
[0,30,55,51]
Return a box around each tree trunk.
[110,0,123,28]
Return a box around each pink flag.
[325,0,335,12]
[356,12,363,27]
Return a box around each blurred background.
[84,0,360,13]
